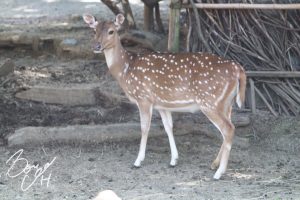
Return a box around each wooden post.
[168,0,181,52]
[249,78,256,114]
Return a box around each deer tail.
[236,67,247,108]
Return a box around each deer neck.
[103,39,129,81]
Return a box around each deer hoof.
[213,169,224,180]
[131,165,140,169]
[133,160,142,168]
[210,160,219,170]
[169,159,178,167]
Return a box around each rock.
[60,38,78,50]
[0,59,14,77]
[7,118,250,147]
[0,32,40,50]
[56,38,97,59]
[8,123,162,147]
[120,30,165,52]
[93,190,121,200]
[231,113,251,127]
[15,83,127,107]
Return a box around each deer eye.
[108,30,114,35]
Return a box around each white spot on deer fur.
[123,62,129,73]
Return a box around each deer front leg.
[158,110,178,166]
[134,102,153,167]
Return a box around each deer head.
[83,14,125,53]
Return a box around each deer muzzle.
[93,42,103,53]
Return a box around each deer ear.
[83,14,98,29]
[114,14,125,30]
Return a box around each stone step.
[15,83,127,107]
[0,59,14,77]
[8,121,250,148]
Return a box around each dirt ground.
[1,1,300,200]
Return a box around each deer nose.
[94,42,101,50]
[93,42,102,53]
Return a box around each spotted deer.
[83,13,246,180]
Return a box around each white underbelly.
[154,104,200,113]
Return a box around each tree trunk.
[121,0,136,29]
[144,3,154,31]
[100,0,136,29]
[155,3,164,33]
[142,0,164,33]
[100,0,121,15]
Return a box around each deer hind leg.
[134,102,153,167]
[210,143,224,170]
[158,110,178,166]
[211,100,234,170]
[202,109,235,180]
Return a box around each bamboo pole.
[249,79,256,114]
[182,3,300,10]
[168,0,181,52]
[246,71,300,78]
[254,85,278,117]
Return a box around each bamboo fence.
[181,0,300,116]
